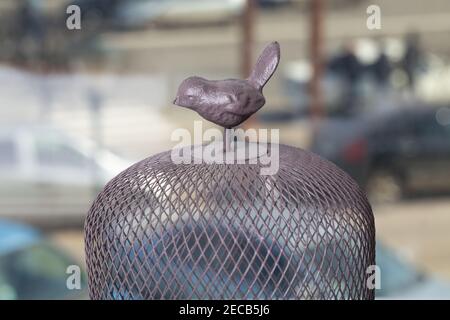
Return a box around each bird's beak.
[173,97,179,105]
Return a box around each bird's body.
[173,42,281,128]
[174,78,265,128]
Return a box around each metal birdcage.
[85,144,375,300]
[84,42,375,300]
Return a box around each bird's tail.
[247,41,281,91]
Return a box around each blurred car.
[104,213,450,299]
[0,125,131,227]
[308,238,450,299]
[376,242,450,299]
[70,0,245,30]
[0,219,87,299]
[311,105,450,203]
[257,0,292,9]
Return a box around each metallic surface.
[173,42,280,128]
[85,144,375,300]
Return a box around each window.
[35,137,89,169]
[414,112,449,139]
[0,139,17,167]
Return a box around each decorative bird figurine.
[173,41,281,128]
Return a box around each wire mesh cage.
[85,41,375,300]
[85,144,375,300]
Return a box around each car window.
[414,112,449,139]
[0,242,85,300]
[35,136,90,169]
[371,112,414,141]
[0,139,17,168]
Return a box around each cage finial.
[173,41,280,129]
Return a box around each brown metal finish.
[85,144,375,300]
[173,42,280,128]
[310,0,325,120]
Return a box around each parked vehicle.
[69,0,245,30]
[0,125,131,227]
[311,105,450,203]
[0,219,87,300]
[257,0,292,9]
[376,242,450,299]
[107,218,450,299]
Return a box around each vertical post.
[241,0,257,130]
[88,88,102,197]
[89,89,102,150]
[241,0,256,79]
[309,0,324,123]
[39,74,52,123]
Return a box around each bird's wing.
[223,102,246,116]
[224,91,265,116]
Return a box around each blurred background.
[0,0,450,299]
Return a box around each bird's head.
[173,76,208,110]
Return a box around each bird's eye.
[187,95,194,100]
